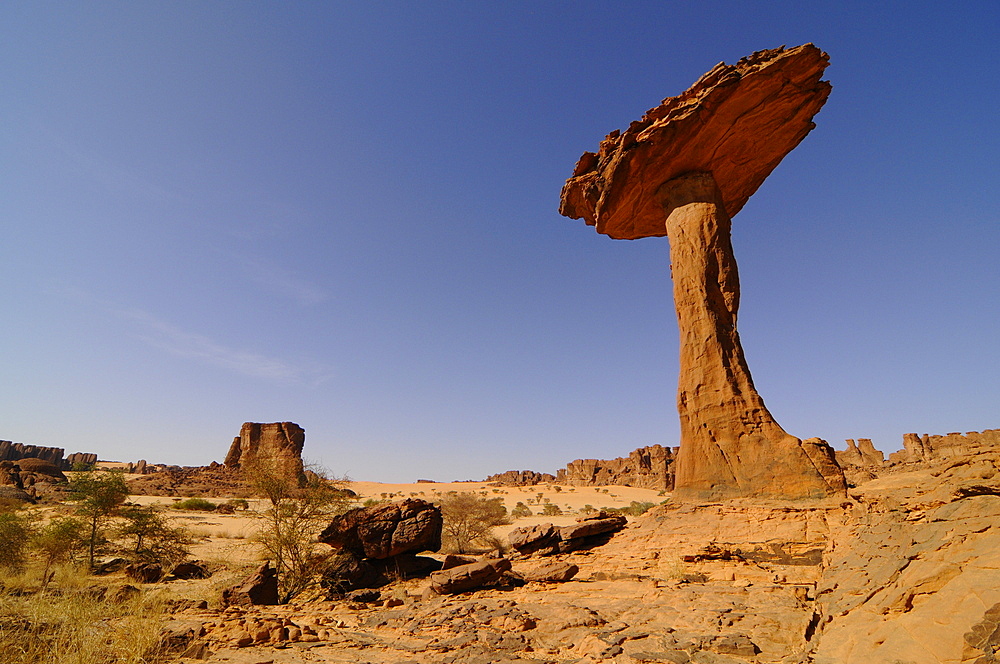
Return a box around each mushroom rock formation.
[560,44,846,500]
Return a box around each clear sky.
[2,2,998,482]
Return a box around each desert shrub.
[71,461,96,472]
[68,470,129,569]
[245,461,351,603]
[580,504,596,515]
[115,505,192,567]
[541,503,563,516]
[439,492,510,554]
[172,497,216,511]
[33,517,86,590]
[511,502,532,519]
[600,501,655,517]
[0,510,34,572]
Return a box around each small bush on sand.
[511,502,532,519]
[541,503,563,516]
[172,497,217,512]
[116,505,192,567]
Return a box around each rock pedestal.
[559,44,847,500]
[662,173,843,499]
[224,422,305,483]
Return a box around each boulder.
[521,561,579,583]
[429,558,513,595]
[319,551,382,594]
[222,562,280,606]
[125,562,164,583]
[508,523,561,556]
[170,561,211,579]
[15,457,67,482]
[319,498,442,559]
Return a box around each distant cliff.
[486,444,675,491]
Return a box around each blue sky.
[2,2,998,482]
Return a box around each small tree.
[439,492,510,554]
[541,503,563,516]
[245,461,350,603]
[0,509,34,572]
[511,502,532,519]
[33,516,85,590]
[69,470,129,569]
[116,504,192,567]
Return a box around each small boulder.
[125,562,164,583]
[509,523,560,556]
[171,561,211,579]
[319,551,383,594]
[429,558,513,595]
[521,561,579,583]
[222,562,280,606]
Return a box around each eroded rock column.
[661,172,843,500]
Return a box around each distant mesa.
[559,44,845,500]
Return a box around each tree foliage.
[0,509,34,572]
[244,461,350,603]
[115,505,192,567]
[69,471,129,569]
[439,492,510,554]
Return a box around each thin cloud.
[56,284,327,383]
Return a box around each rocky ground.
[147,447,1000,664]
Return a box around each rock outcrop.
[64,452,98,468]
[0,440,97,470]
[559,44,846,500]
[223,422,305,483]
[484,470,556,486]
[557,444,675,491]
[429,558,513,595]
[892,428,1000,464]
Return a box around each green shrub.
[172,497,216,511]
[511,502,532,519]
[0,510,34,571]
[541,503,562,516]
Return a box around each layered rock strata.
[559,44,846,500]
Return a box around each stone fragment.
[559,45,847,500]
[508,523,561,556]
[318,498,443,559]
[521,561,579,583]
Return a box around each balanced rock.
[224,422,305,483]
[319,498,443,560]
[559,44,846,500]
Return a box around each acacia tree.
[69,471,129,569]
[244,461,350,603]
[116,504,192,567]
[33,516,85,590]
[439,492,510,554]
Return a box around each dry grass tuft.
[0,565,171,664]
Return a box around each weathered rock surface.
[559,45,846,501]
[222,562,280,607]
[224,421,305,483]
[319,498,443,560]
[64,452,98,468]
[557,444,675,491]
[163,444,1000,663]
[893,428,1000,464]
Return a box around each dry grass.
[0,565,171,664]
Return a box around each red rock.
[222,562,279,606]
[224,422,305,484]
